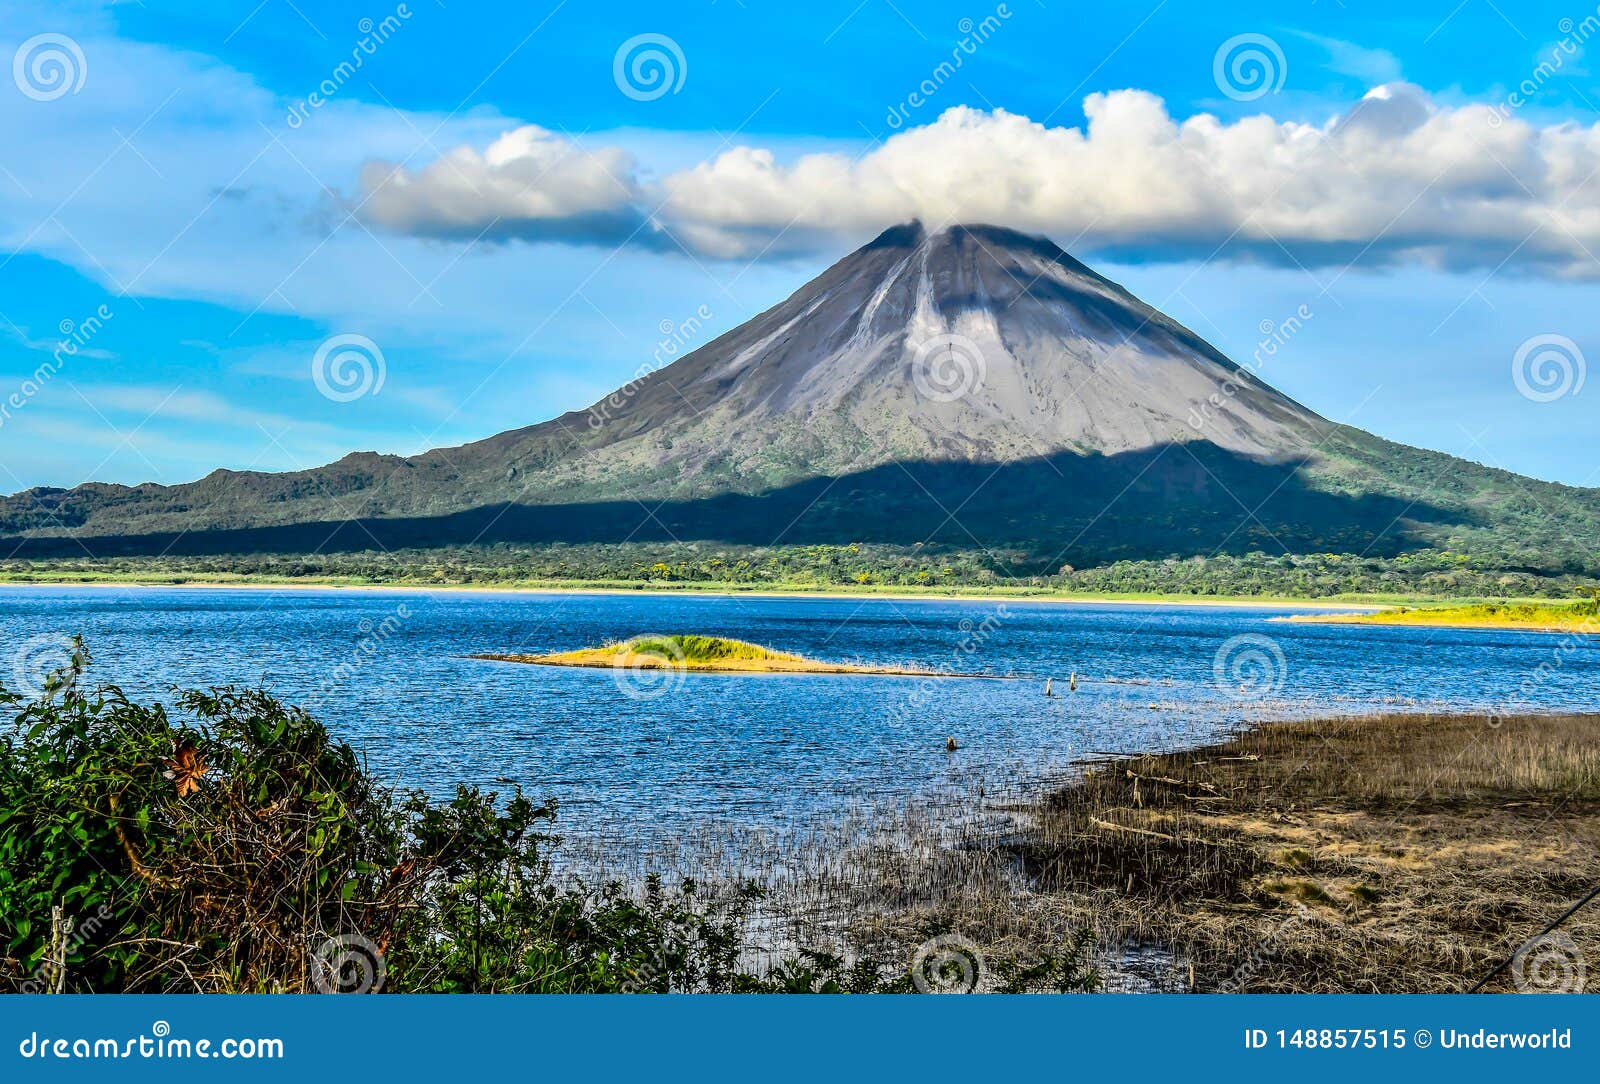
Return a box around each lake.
[3,586,1595,860]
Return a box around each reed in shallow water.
[567,711,1600,993]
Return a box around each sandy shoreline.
[0,578,1376,611]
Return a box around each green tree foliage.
[6,542,1596,598]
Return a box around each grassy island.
[1283,598,1599,634]
[471,634,958,677]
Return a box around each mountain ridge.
[3,223,1597,579]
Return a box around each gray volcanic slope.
[550,221,1320,483]
[3,222,1597,571]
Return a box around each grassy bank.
[1286,598,1599,634]
[0,567,1556,611]
[651,713,1594,995]
[1008,712,1600,992]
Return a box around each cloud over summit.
[357,84,1600,276]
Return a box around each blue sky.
[1,0,1598,491]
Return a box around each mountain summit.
[551,221,1320,493]
[3,224,1596,574]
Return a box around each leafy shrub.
[0,639,1096,994]
[0,640,764,992]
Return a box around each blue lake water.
[3,586,1596,855]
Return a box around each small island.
[1282,599,1599,634]
[471,634,973,676]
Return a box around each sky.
[1,0,1598,491]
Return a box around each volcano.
[3,223,1597,574]
[535,220,1321,486]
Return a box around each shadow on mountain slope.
[2,443,1466,570]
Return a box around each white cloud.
[1293,32,1404,85]
[361,85,1600,277]
[359,126,655,245]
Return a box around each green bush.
[0,639,1096,994]
[0,640,765,992]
